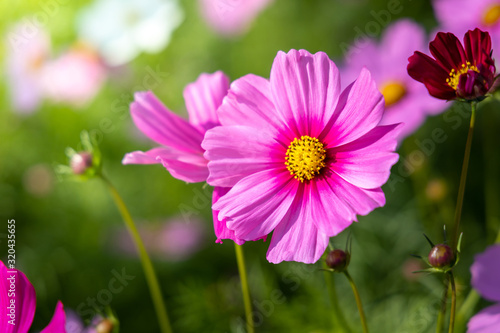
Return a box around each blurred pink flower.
[41,44,107,107]
[468,244,500,332]
[113,217,206,261]
[122,71,247,244]
[433,0,500,52]
[199,0,273,36]
[0,260,67,332]
[202,49,401,263]
[5,24,51,114]
[341,19,447,142]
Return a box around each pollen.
[380,81,406,107]
[446,61,479,90]
[483,4,500,26]
[285,135,326,182]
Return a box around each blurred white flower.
[77,0,184,66]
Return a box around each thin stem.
[344,271,369,333]
[455,289,480,332]
[448,272,457,333]
[324,271,351,333]
[234,244,254,333]
[452,102,477,248]
[436,274,450,333]
[101,175,172,333]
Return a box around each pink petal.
[325,171,387,216]
[266,191,330,264]
[131,92,204,154]
[217,74,289,138]
[0,261,36,333]
[467,303,500,333]
[322,67,385,147]
[123,146,208,183]
[331,124,401,189]
[213,168,298,241]
[40,301,66,333]
[202,125,284,187]
[306,178,356,236]
[270,49,341,138]
[122,147,173,164]
[157,154,208,183]
[183,71,229,132]
[212,187,245,245]
[471,244,500,302]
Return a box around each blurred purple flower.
[41,44,107,107]
[341,19,447,142]
[5,24,50,114]
[112,217,206,261]
[433,0,500,52]
[199,0,273,36]
[0,260,67,332]
[468,244,500,332]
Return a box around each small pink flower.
[41,43,106,107]
[468,244,500,332]
[199,0,273,36]
[341,19,447,141]
[202,49,401,264]
[0,260,67,333]
[122,71,244,244]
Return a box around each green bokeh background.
[1,0,499,332]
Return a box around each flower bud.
[428,244,455,269]
[96,318,114,333]
[70,151,93,175]
[326,249,349,272]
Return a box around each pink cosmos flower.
[433,0,500,52]
[199,0,273,36]
[202,49,401,264]
[41,43,106,107]
[5,24,51,114]
[0,260,67,332]
[122,71,245,244]
[341,19,447,141]
[468,244,500,332]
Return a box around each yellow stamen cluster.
[483,4,500,26]
[446,62,479,90]
[285,135,326,182]
[380,81,407,107]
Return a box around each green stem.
[436,274,450,333]
[448,272,457,333]
[324,271,351,333]
[452,102,476,248]
[101,175,172,333]
[455,289,480,332]
[234,244,254,333]
[344,270,369,333]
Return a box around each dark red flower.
[408,28,496,101]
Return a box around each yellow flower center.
[380,81,406,107]
[446,62,479,90]
[483,4,500,26]
[285,135,326,182]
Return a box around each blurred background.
[1,0,499,332]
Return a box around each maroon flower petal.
[429,32,467,70]
[407,51,455,100]
[464,28,492,66]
